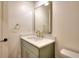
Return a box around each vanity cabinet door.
[21,39,39,58]
[22,46,38,58]
[21,46,29,58]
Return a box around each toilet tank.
[60,49,79,58]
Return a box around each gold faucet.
[36,30,43,38]
[36,30,40,37]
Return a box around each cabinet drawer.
[21,39,39,56]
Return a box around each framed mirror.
[34,1,52,34]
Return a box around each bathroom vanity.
[21,35,55,58]
[20,1,53,58]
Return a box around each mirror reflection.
[34,2,52,34]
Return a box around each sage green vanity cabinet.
[21,39,54,58]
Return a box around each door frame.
[0,1,8,58]
[0,2,3,41]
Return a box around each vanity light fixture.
[44,2,49,6]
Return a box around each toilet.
[60,49,79,58]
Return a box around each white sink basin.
[27,36,43,42]
[21,35,55,48]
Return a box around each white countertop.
[21,35,55,48]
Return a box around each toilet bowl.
[60,49,79,58]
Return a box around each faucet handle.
[35,30,40,37]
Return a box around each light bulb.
[44,2,49,6]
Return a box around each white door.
[0,2,8,58]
